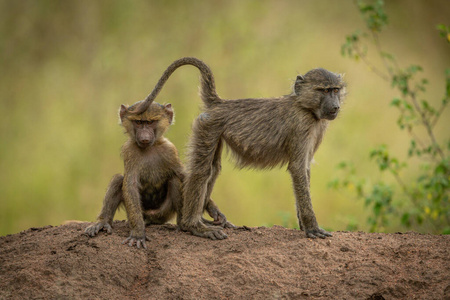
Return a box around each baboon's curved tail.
[134,57,220,114]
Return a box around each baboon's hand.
[305,227,333,239]
[84,222,112,237]
[122,234,149,249]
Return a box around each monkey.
[134,57,346,240]
[84,100,185,249]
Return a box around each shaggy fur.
[138,57,346,240]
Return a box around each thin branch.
[408,91,445,159]
[431,98,449,128]
[390,170,419,208]
[408,128,426,151]
[353,44,390,82]
[372,31,396,77]
[407,123,442,163]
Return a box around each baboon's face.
[130,119,157,148]
[119,102,174,149]
[294,68,345,120]
[318,87,341,120]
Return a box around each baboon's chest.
[140,179,169,210]
[138,155,173,210]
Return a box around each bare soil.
[0,221,449,299]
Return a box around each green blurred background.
[0,0,449,236]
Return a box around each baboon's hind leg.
[181,120,228,240]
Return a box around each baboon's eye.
[141,120,154,125]
[134,120,142,125]
[323,89,330,93]
[333,88,339,93]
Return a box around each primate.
[84,101,184,249]
[135,57,346,240]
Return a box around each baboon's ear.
[294,75,305,95]
[164,103,174,124]
[119,104,128,121]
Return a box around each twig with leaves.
[332,0,449,233]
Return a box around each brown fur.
[137,57,346,240]
[85,101,184,249]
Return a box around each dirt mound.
[0,221,449,299]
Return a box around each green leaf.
[337,161,348,169]
[357,0,388,32]
[403,100,413,111]
[380,51,394,61]
[436,24,448,31]
[390,98,401,107]
[328,179,340,189]
[408,65,423,74]
[437,24,450,42]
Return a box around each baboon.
[135,57,346,240]
[84,101,184,249]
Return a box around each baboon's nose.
[332,105,340,112]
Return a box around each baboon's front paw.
[122,235,149,249]
[84,222,112,237]
[305,227,332,239]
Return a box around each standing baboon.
[85,101,184,249]
[136,57,346,240]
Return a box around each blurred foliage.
[1,0,449,236]
[330,0,450,234]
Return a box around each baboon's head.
[119,101,174,148]
[294,68,346,120]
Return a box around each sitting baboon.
[84,101,183,249]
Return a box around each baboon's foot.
[202,212,236,229]
[84,222,112,237]
[305,227,332,239]
[122,234,149,249]
[182,222,228,240]
[204,219,236,229]
[299,222,304,231]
